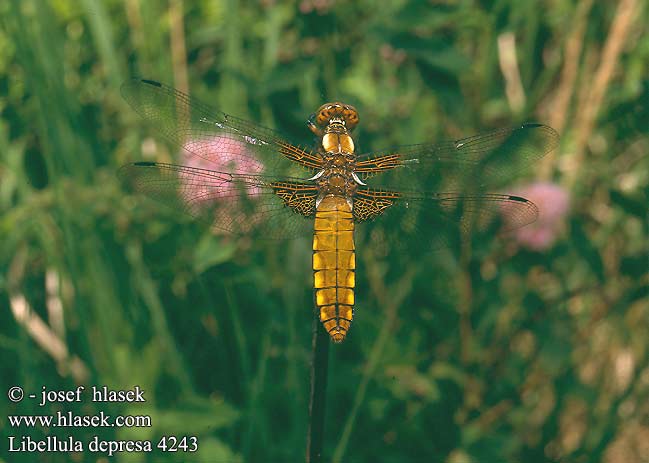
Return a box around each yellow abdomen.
[313,195,355,343]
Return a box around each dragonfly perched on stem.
[119,78,559,343]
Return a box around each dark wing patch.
[271,182,318,217]
[353,189,397,222]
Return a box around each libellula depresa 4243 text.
[119,78,559,343]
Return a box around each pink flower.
[179,135,265,234]
[504,182,570,251]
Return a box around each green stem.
[306,313,330,462]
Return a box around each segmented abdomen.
[313,195,355,343]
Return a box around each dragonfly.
[119,78,559,343]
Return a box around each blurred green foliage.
[1,0,648,462]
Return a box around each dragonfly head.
[312,102,359,131]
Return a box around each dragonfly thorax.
[322,127,355,154]
[309,109,361,201]
[314,165,357,196]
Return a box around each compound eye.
[343,108,359,129]
[316,111,328,126]
[316,106,334,125]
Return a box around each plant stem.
[306,314,330,462]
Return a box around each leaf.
[152,396,240,434]
[193,235,237,274]
[389,35,470,75]
[538,331,572,374]
[570,219,605,282]
[610,189,647,219]
[620,255,647,277]
[391,3,457,29]
[188,436,242,462]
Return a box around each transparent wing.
[355,123,559,191]
[121,78,322,176]
[119,161,317,239]
[353,187,538,252]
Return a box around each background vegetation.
[1,0,648,462]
